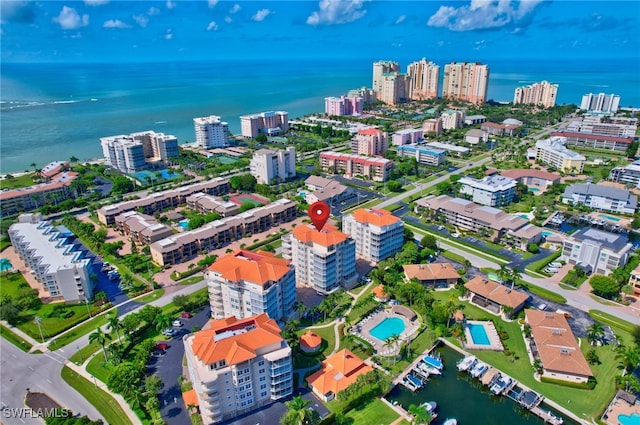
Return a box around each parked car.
[544,267,558,274]
[180,312,192,319]
[155,342,169,351]
[537,303,548,311]
[172,320,183,327]
[549,262,562,268]
[451,233,460,238]
[162,329,177,337]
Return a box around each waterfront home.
[306,349,373,402]
[524,310,593,383]
[464,276,529,316]
[403,263,459,288]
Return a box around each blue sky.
[1,0,639,63]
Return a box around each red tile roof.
[291,224,348,247]
[351,208,400,227]
[306,349,372,397]
[500,169,562,182]
[464,276,528,309]
[358,128,383,136]
[208,250,292,286]
[300,331,322,349]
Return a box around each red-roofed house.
[206,250,296,321]
[403,263,460,288]
[343,208,404,262]
[306,349,373,402]
[351,129,388,156]
[300,331,323,353]
[184,313,293,424]
[372,284,389,302]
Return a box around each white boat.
[420,401,438,414]
[470,361,488,378]
[456,355,477,372]
[425,365,442,375]
[443,419,457,425]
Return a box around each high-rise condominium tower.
[442,62,489,104]
[513,81,558,108]
[193,115,230,149]
[372,60,400,93]
[407,59,440,100]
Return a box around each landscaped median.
[0,324,33,352]
[589,310,638,333]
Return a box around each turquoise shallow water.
[369,317,405,341]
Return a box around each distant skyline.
[1,0,639,63]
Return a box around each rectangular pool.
[468,323,491,345]
[599,214,621,222]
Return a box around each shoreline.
[1,159,105,180]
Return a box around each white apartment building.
[442,62,489,104]
[441,109,466,130]
[561,183,637,214]
[372,60,400,93]
[240,111,289,138]
[396,145,446,166]
[580,93,620,113]
[206,250,296,321]
[9,214,93,303]
[567,115,637,138]
[130,131,179,164]
[194,115,230,149]
[343,208,404,262]
[184,314,293,424]
[407,58,439,100]
[351,128,388,156]
[534,137,586,173]
[610,159,640,188]
[101,131,178,173]
[513,81,558,108]
[458,175,517,207]
[282,224,357,294]
[561,228,632,276]
[249,147,296,184]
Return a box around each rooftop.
[208,250,292,285]
[569,228,630,252]
[536,137,586,160]
[291,224,349,248]
[465,276,529,309]
[459,175,516,192]
[306,349,372,397]
[562,183,637,209]
[351,208,401,227]
[500,169,562,182]
[403,263,459,281]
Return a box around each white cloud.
[164,29,173,39]
[229,4,241,14]
[208,0,219,8]
[395,15,406,25]
[427,0,545,31]
[84,0,109,6]
[306,0,369,26]
[133,14,148,27]
[251,9,272,22]
[148,7,160,16]
[206,21,218,31]
[166,1,176,10]
[103,19,131,29]
[53,6,89,30]
[224,16,232,23]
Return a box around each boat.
[470,361,488,378]
[424,365,442,375]
[423,352,444,370]
[443,419,457,425]
[404,374,424,391]
[420,401,438,414]
[489,374,512,395]
[518,390,542,409]
[457,355,477,372]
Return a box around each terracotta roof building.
[299,331,322,353]
[372,284,389,302]
[403,263,459,288]
[343,208,404,262]
[525,310,593,383]
[184,314,293,424]
[499,169,561,191]
[282,224,357,294]
[464,276,529,315]
[306,349,373,402]
[206,250,296,321]
[0,169,78,216]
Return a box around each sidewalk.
[0,319,43,352]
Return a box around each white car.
[544,267,558,274]
[451,233,460,238]
[172,320,183,327]
[162,329,177,337]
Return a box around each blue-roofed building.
[397,144,446,166]
[561,228,633,276]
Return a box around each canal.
[386,346,581,425]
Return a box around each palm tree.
[498,264,510,283]
[616,344,640,376]
[509,268,522,287]
[586,323,605,346]
[408,404,432,425]
[30,162,37,172]
[155,314,172,334]
[281,395,320,425]
[107,312,123,343]
[69,156,79,164]
[89,327,112,362]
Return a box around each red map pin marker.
[309,201,330,231]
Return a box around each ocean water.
[2,58,639,173]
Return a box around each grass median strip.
[0,324,33,352]
[589,310,637,333]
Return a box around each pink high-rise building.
[325,95,363,116]
[240,111,289,138]
[351,128,388,156]
[514,81,558,108]
[423,118,443,136]
[442,62,489,104]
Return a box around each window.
[259,368,265,374]
[261,391,267,397]
[260,376,266,382]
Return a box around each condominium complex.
[499,169,561,191]
[193,115,230,149]
[303,176,348,205]
[567,115,637,138]
[350,129,388,156]
[0,169,78,216]
[580,93,620,113]
[150,199,297,266]
[423,118,443,136]
[379,72,409,105]
[481,122,520,137]
[9,214,93,303]
[240,111,289,138]
[392,128,423,146]
[114,211,173,245]
[534,137,585,173]
[561,183,637,214]
[249,147,296,184]
[628,264,640,295]
[458,175,516,207]
[550,131,633,153]
[372,60,400,93]
[513,81,558,108]
[97,178,230,225]
[186,193,240,217]
[100,131,178,173]
[206,250,296,321]
[560,228,632,276]
[184,314,293,424]
[324,95,363,116]
[396,145,446,166]
[320,152,393,182]
[609,159,640,188]
[281,224,357,294]
[407,58,439,100]
[442,62,489,104]
[403,263,459,288]
[441,109,466,130]
[465,129,488,145]
[343,208,404,262]
[347,87,377,104]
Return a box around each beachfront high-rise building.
[350,129,388,156]
[325,95,363,116]
[184,314,293,424]
[240,111,289,138]
[407,58,440,100]
[372,60,400,93]
[347,87,376,104]
[343,208,404,262]
[9,214,93,303]
[513,81,558,108]
[442,62,489,104]
[379,73,409,105]
[193,115,230,149]
[580,93,620,113]
[206,250,296,321]
[101,131,178,173]
[282,224,357,294]
[320,152,393,182]
[249,147,296,184]
[130,131,179,164]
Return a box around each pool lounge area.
[463,320,504,351]
[351,305,420,356]
[602,390,640,425]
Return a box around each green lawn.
[589,310,638,333]
[86,351,112,383]
[306,325,336,357]
[61,366,133,425]
[0,324,33,352]
[519,281,567,304]
[344,398,400,425]
[179,276,204,285]
[561,270,588,288]
[0,173,36,189]
[0,271,29,299]
[137,289,165,303]
[51,314,110,349]
[382,204,402,212]
[18,302,107,341]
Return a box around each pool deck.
[463,320,504,351]
[602,392,640,425]
[350,306,420,356]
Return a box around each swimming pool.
[178,219,189,230]
[528,187,540,192]
[541,231,554,237]
[468,323,491,345]
[619,414,640,425]
[370,317,405,341]
[519,214,530,220]
[599,214,621,222]
[487,273,500,282]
